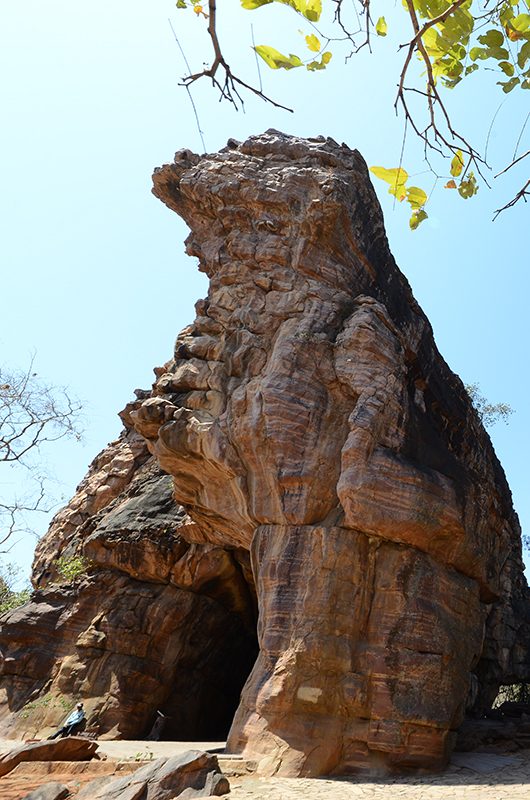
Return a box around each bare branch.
[0,360,82,547]
[493,178,530,219]
[494,149,530,179]
[180,0,293,112]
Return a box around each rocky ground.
[1,740,530,800]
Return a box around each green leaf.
[240,0,273,8]
[176,0,187,7]
[369,166,408,201]
[499,60,515,76]
[450,149,464,177]
[376,17,388,37]
[409,209,428,230]
[470,45,510,62]
[406,186,428,209]
[518,41,530,69]
[458,171,478,199]
[522,78,530,88]
[242,0,322,21]
[305,33,320,52]
[254,44,303,69]
[478,29,504,48]
[498,76,520,92]
[306,51,332,70]
[465,63,479,75]
[510,13,530,34]
[304,0,322,22]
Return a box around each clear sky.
[1,0,528,577]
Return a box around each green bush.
[55,554,89,583]
[0,562,31,614]
[0,587,30,614]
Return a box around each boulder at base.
[0,736,98,777]
[21,782,70,800]
[76,750,229,800]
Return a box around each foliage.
[465,382,514,427]
[493,682,530,706]
[0,561,31,615]
[21,692,72,719]
[55,554,90,584]
[172,0,530,226]
[0,359,82,550]
[132,749,155,762]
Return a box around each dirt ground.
[1,740,529,800]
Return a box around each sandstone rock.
[0,736,97,777]
[0,429,257,740]
[76,750,229,800]
[132,130,528,775]
[1,131,528,778]
[21,782,70,800]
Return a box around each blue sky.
[1,0,528,576]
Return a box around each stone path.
[1,739,529,799]
[229,755,530,800]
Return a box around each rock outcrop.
[0,131,528,777]
[0,736,98,778]
[0,428,257,740]
[76,750,229,800]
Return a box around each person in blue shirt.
[47,702,86,739]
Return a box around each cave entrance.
[158,624,258,742]
[143,561,259,743]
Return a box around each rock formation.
[1,131,528,778]
[75,750,230,800]
[0,427,257,741]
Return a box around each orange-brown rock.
[0,736,97,778]
[1,131,528,779]
[129,131,529,775]
[0,427,257,741]
[76,750,229,800]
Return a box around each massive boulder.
[0,131,528,777]
[131,131,530,774]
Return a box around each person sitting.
[47,702,86,739]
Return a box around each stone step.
[217,755,257,776]
[10,759,138,776]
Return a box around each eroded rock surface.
[130,131,528,775]
[0,736,98,778]
[0,131,528,778]
[0,426,257,740]
[76,750,229,800]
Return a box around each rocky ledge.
[1,131,529,778]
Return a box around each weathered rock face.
[76,750,230,800]
[129,131,528,775]
[0,131,528,778]
[0,425,257,740]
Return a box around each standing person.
[47,702,86,739]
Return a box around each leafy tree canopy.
[173,0,530,228]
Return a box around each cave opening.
[142,556,260,743]
[155,623,258,742]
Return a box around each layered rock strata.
[0,425,257,740]
[0,131,528,778]
[129,131,528,775]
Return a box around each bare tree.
[0,358,82,551]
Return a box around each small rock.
[20,782,70,800]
